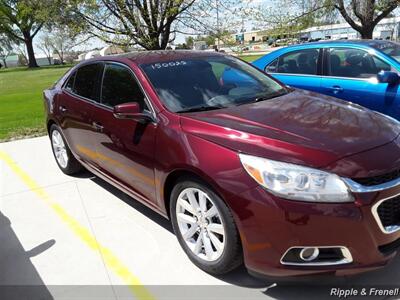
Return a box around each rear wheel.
[50,124,83,175]
[170,178,243,275]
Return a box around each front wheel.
[50,124,83,175]
[170,178,243,275]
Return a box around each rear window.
[73,63,103,101]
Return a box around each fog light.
[280,246,353,266]
[299,247,319,261]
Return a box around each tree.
[75,0,197,50]
[0,34,14,67]
[258,0,400,40]
[255,0,333,39]
[185,36,194,48]
[182,0,252,47]
[0,0,55,68]
[39,27,91,64]
[38,35,53,65]
[15,42,27,65]
[52,28,90,64]
[332,0,400,39]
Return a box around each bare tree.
[333,0,400,39]
[15,43,28,65]
[258,0,400,40]
[41,28,91,64]
[180,0,253,44]
[0,34,14,67]
[75,0,197,50]
[38,35,53,65]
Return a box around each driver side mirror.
[113,102,153,123]
[377,71,400,85]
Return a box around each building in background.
[84,50,101,60]
[226,17,400,47]
[300,17,400,41]
[193,41,207,50]
[99,45,124,56]
[4,54,20,68]
[35,54,53,66]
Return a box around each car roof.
[287,39,398,48]
[91,50,226,65]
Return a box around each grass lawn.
[0,65,72,141]
[237,54,263,62]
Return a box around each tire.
[170,177,243,275]
[49,124,83,175]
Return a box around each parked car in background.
[249,40,400,120]
[45,50,400,279]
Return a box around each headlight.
[239,154,353,203]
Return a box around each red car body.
[44,51,400,278]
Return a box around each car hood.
[180,89,400,173]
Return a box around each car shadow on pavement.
[0,211,55,300]
[89,173,400,298]
[90,175,268,288]
[91,176,174,233]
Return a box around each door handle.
[59,105,67,113]
[330,86,343,94]
[92,121,104,132]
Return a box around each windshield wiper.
[176,105,226,113]
[238,89,289,106]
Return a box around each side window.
[327,48,392,78]
[74,63,103,101]
[272,49,319,75]
[372,56,392,72]
[64,71,76,92]
[101,64,147,110]
[265,58,278,73]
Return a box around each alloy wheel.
[51,130,69,169]
[176,188,226,262]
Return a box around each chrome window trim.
[343,177,400,193]
[371,193,400,234]
[269,72,383,82]
[267,72,320,78]
[280,246,353,266]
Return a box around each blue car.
[224,40,400,120]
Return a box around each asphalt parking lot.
[1,136,400,300]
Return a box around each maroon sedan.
[44,51,400,278]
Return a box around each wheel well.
[47,119,56,134]
[163,170,211,218]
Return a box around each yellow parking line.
[0,150,155,300]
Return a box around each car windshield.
[371,41,400,63]
[140,55,288,113]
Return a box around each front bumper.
[228,183,400,277]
